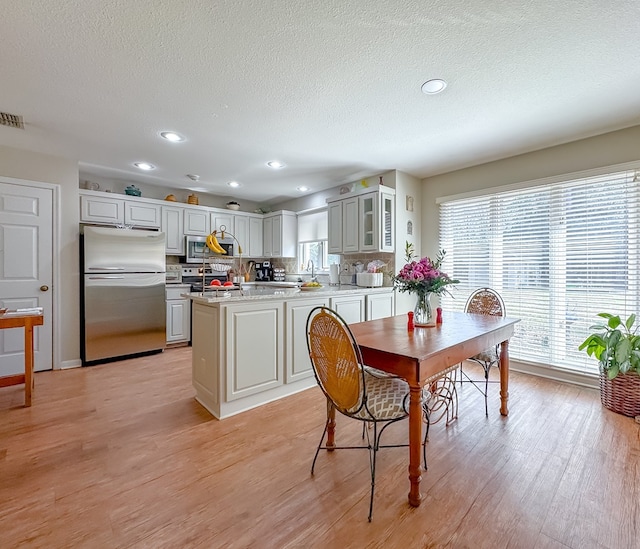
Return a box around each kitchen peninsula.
[186,284,395,419]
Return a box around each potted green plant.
[579,313,640,417]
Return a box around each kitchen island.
[185,284,395,419]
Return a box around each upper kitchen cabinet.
[234,213,263,258]
[342,196,359,253]
[248,216,263,257]
[80,190,160,229]
[327,186,395,253]
[327,201,343,254]
[359,188,394,252]
[124,200,161,229]
[162,205,185,255]
[263,211,297,258]
[211,212,234,235]
[184,208,210,235]
[80,191,124,225]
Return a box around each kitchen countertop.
[183,284,394,304]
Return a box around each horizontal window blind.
[298,210,328,243]
[439,168,640,375]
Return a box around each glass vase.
[414,292,434,326]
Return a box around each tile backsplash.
[167,254,396,285]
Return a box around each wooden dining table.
[0,309,45,407]
[347,310,520,508]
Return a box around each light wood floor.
[1,348,639,549]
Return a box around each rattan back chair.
[461,288,506,416]
[305,306,428,521]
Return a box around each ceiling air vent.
[0,112,25,129]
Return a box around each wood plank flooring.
[1,348,639,548]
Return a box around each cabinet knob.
[40,285,49,292]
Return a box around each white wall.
[0,144,80,367]
[393,170,422,315]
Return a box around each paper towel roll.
[329,264,340,284]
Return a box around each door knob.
[40,285,49,292]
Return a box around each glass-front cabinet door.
[359,189,394,253]
[359,193,376,251]
[380,190,394,252]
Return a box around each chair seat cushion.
[350,371,414,421]
[471,347,499,364]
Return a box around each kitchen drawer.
[166,284,190,300]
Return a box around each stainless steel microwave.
[185,235,234,263]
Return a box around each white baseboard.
[510,359,599,390]
[58,358,82,370]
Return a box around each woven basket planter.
[599,371,640,417]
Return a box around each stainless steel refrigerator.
[81,226,166,364]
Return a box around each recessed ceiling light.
[267,160,285,169]
[421,79,447,95]
[228,181,240,188]
[134,162,155,171]
[160,131,184,142]
[297,186,309,192]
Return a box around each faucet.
[307,260,315,280]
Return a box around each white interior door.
[0,181,53,375]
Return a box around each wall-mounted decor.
[407,220,413,235]
[406,195,414,212]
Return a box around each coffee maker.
[255,261,274,281]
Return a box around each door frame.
[0,175,61,370]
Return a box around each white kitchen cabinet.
[225,301,284,401]
[263,211,297,257]
[285,296,329,383]
[231,213,263,258]
[80,193,124,225]
[327,200,343,254]
[342,196,359,253]
[184,208,210,235]
[233,214,249,256]
[80,191,163,229]
[366,290,395,320]
[359,189,394,252]
[330,294,365,324]
[166,285,191,343]
[125,201,161,228]
[263,216,274,256]
[248,215,263,257]
[326,186,395,253]
[211,212,234,235]
[161,205,185,255]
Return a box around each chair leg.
[368,422,379,522]
[483,364,490,417]
[310,420,330,474]
[422,418,429,471]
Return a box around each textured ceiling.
[1,1,640,204]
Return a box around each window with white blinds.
[297,209,339,272]
[439,168,640,375]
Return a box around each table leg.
[325,399,336,451]
[407,384,423,507]
[499,339,510,416]
[24,321,34,407]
